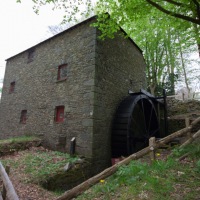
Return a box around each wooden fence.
[56,116,200,200]
[0,162,19,200]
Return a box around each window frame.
[55,106,65,123]
[57,64,68,81]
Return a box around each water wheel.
[112,93,160,157]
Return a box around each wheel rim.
[112,94,159,157]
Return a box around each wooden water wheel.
[112,91,162,157]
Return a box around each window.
[57,64,67,80]
[55,106,65,123]
[20,110,27,124]
[27,48,35,63]
[9,81,15,93]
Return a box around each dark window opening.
[27,48,35,63]
[57,64,67,80]
[20,110,27,124]
[9,81,15,93]
[55,106,65,123]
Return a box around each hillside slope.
[75,141,200,200]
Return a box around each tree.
[145,0,200,25]
[18,0,199,95]
[93,0,200,55]
[23,0,199,54]
[131,17,179,95]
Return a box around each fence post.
[70,137,76,156]
[149,137,156,162]
[185,117,191,140]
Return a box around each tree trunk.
[178,36,190,97]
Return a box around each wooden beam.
[180,129,200,148]
[2,166,10,200]
[191,116,200,127]
[0,162,19,200]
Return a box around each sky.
[0,1,199,95]
[0,1,66,84]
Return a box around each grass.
[1,147,78,184]
[0,135,41,155]
[1,139,200,199]
[0,135,40,144]
[76,141,200,200]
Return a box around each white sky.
[0,1,199,94]
[0,1,65,82]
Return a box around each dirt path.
[1,148,58,200]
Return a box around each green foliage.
[21,0,200,95]
[24,0,94,22]
[197,160,200,173]
[0,135,39,144]
[172,142,200,159]
[77,143,200,200]
[22,150,77,183]
[2,148,78,184]
[92,1,199,96]
[77,159,177,199]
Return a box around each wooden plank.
[0,162,19,200]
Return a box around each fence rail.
[0,162,19,200]
[56,116,200,200]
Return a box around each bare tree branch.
[146,0,200,25]
[163,0,183,6]
[192,0,200,20]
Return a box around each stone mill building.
[0,16,146,172]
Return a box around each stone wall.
[0,17,146,173]
[93,32,146,171]
[0,18,96,157]
[167,98,200,133]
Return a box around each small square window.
[20,110,27,124]
[57,64,67,80]
[9,81,15,93]
[55,106,65,123]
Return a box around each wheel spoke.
[147,103,154,136]
[141,98,148,135]
[112,94,160,157]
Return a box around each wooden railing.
[0,162,19,200]
[56,117,200,200]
